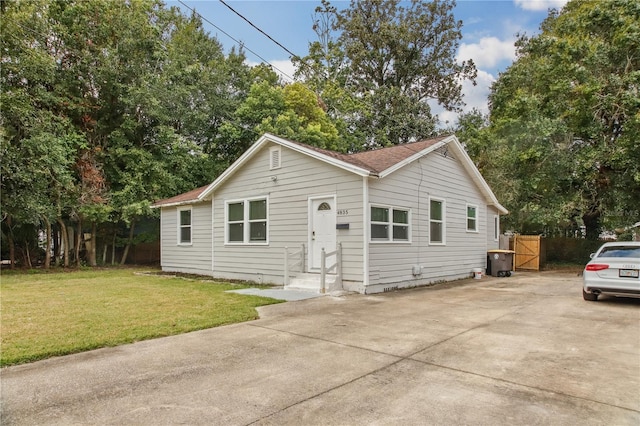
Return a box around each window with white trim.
[370,205,410,242]
[178,207,192,245]
[429,198,445,245]
[226,197,268,244]
[466,204,478,232]
[494,215,500,241]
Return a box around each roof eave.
[493,203,509,215]
[151,200,196,209]
[377,135,508,215]
[273,134,371,177]
[151,196,211,209]
[447,137,509,215]
[377,136,455,178]
[199,133,371,199]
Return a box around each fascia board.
[271,134,371,177]
[377,135,456,179]
[200,134,371,201]
[448,137,509,215]
[376,135,507,215]
[151,202,182,209]
[198,134,273,200]
[151,199,207,209]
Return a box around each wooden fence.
[513,235,543,271]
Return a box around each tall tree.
[1,0,253,266]
[218,80,345,158]
[1,0,82,267]
[489,0,640,238]
[452,109,493,175]
[297,0,476,149]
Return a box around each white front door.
[309,196,337,270]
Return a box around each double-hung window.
[226,197,268,244]
[429,198,445,245]
[466,204,478,232]
[178,207,192,245]
[370,205,410,242]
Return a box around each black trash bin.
[487,250,515,277]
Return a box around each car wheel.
[583,289,598,301]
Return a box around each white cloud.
[247,59,297,82]
[514,0,568,12]
[432,69,496,127]
[461,69,496,114]
[457,37,516,69]
[269,59,298,82]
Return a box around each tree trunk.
[53,224,60,266]
[24,240,32,268]
[75,221,82,267]
[582,207,601,241]
[111,233,116,265]
[42,216,52,269]
[57,218,70,267]
[86,222,97,266]
[120,220,135,265]
[7,215,15,269]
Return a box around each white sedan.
[583,241,640,301]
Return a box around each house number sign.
[337,209,349,216]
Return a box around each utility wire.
[218,0,301,61]
[177,0,295,82]
[12,21,49,39]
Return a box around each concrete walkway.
[2,272,639,425]
[226,287,324,301]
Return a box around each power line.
[218,0,300,61]
[177,0,295,82]
[12,22,49,39]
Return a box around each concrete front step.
[286,273,339,293]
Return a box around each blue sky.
[169,0,568,125]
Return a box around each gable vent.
[270,146,281,170]
[437,146,455,160]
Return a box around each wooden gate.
[513,235,542,271]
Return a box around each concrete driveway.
[2,272,639,425]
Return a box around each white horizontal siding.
[160,202,212,275]
[212,142,364,285]
[368,151,491,289]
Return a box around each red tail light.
[586,264,609,271]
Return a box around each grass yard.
[0,268,283,367]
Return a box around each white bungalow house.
[152,133,507,294]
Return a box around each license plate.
[619,269,639,278]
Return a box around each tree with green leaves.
[1,0,254,267]
[488,0,640,238]
[1,0,83,267]
[296,0,476,149]
[218,80,345,158]
[451,109,493,175]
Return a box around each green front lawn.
[0,268,283,366]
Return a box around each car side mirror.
[589,253,595,259]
